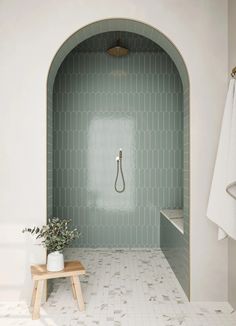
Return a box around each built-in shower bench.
[160,209,186,293]
[160,209,184,234]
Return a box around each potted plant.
[23,218,80,272]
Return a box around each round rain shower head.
[107,39,129,57]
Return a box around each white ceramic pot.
[47,251,64,272]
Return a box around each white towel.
[207,79,236,240]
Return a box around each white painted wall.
[0,0,228,301]
[228,0,236,310]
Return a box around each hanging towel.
[207,79,236,240]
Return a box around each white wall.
[228,0,236,310]
[0,0,228,301]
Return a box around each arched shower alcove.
[47,19,190,297]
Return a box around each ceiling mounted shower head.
[107,39,129,57]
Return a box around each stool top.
[31,260,86,280]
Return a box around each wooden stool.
[30,260,85,320]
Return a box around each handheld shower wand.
[114,148,125,193]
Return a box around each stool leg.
[72,275,85,311]
[70,276,76,299]
[32,280,44,320]
[31,281,38,307]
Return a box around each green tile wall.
[182,86,190,297]
[47,85,53,218]
[160,87,190,298]
[52,31,183,248]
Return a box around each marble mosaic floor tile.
[0,249,236,325]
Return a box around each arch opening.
[47,19,190,298]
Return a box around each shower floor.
[1,248,236,326]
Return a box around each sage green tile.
[49,31,188,294]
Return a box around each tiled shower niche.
[52,31,184,248]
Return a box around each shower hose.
[114,149,125,193]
